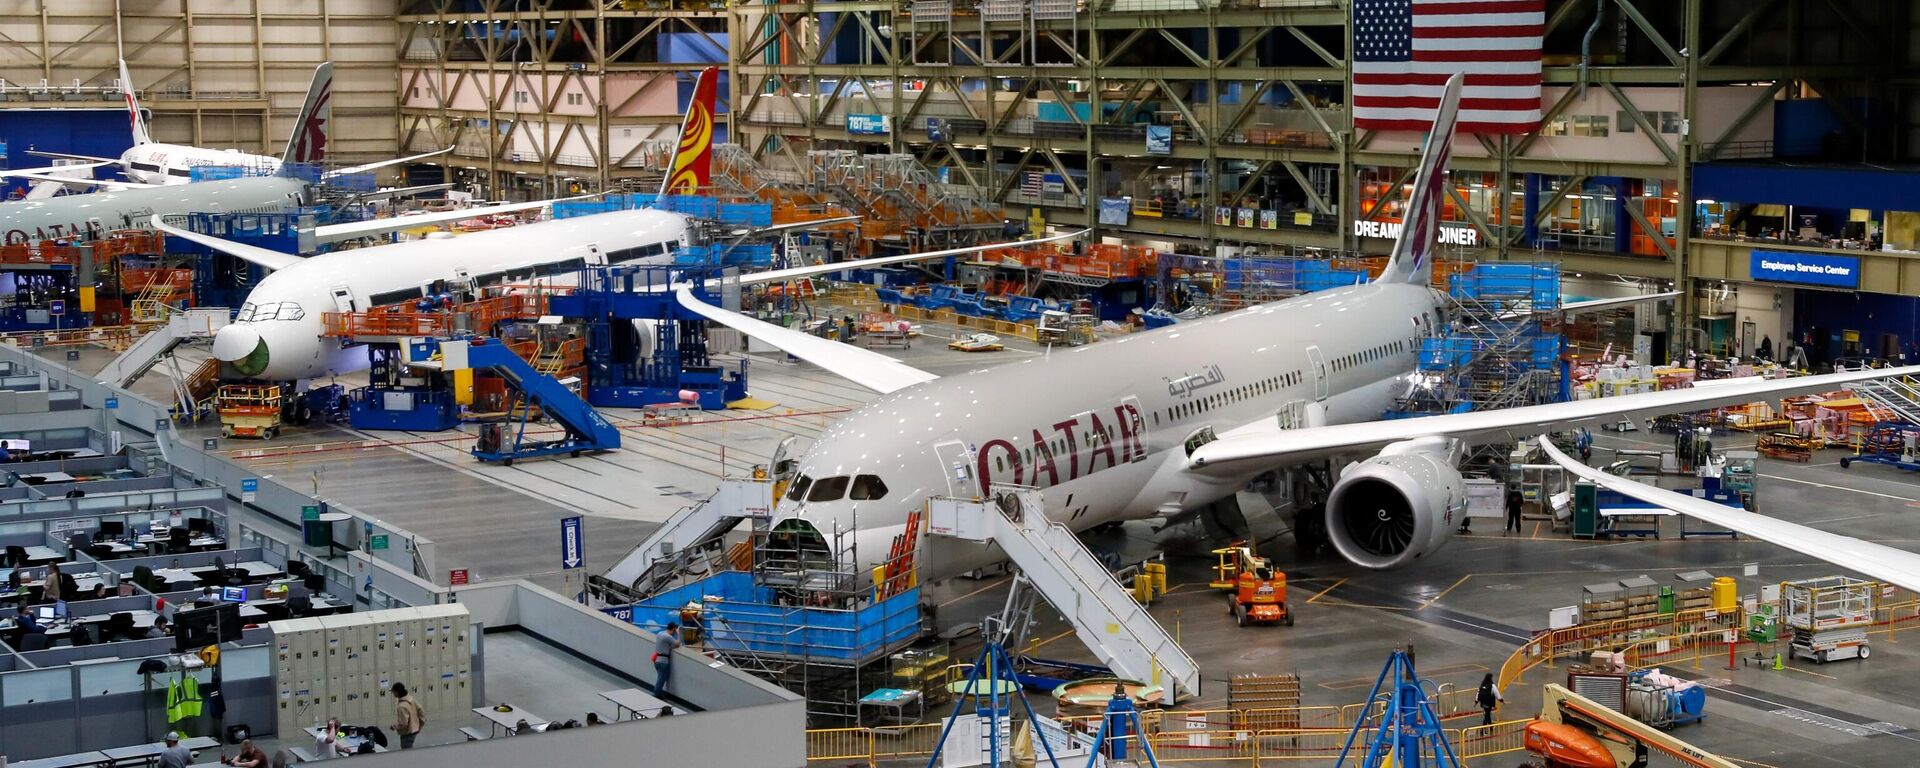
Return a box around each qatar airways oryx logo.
[974,402,1148,493]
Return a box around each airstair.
[596,477,773,602]
[95,308,231,389]
[1848,375,1920,425]
[927,485,1202,701]
[411,337,621,463]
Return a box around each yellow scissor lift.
[217,384,285,440]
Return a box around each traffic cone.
[1772,652,1784,670]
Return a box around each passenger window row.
[1151,369,1305,427]
[1332,339,1410,372]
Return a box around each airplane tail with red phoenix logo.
[660,66,719,197]
[118,59,153,147]
[278,61,334,169]
[1374,72,1461,288]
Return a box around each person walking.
[390,682,426,749]
[1476,673,1502,725]
[653,621,681,693]
[1504,489,1523,535]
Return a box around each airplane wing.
[1187,365,1920,475]
[1536,436,1920,593]
[4,170,158,190]
[2,160,116,177]
[729,229,1088,287]
[675,289,939,394]
[1561,291,1681,314]
[672,229,1089,392]
[27,150,120,164]
[309,195,580,244]
[150,215,303,271]
[325,146,456,178]
[725,215,861,239]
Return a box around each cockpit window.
[234,301,305,322]
[850,475,888,500]
[806,476,850,502]
[785,475,813,502]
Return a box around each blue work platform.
[549,265,749,411]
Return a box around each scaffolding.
[1391,262,1563,420]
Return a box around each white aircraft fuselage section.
[214,207,691,381]
[775,280,1446,577]
[0,176,305,244]
[123,143,281,185]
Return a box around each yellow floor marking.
[936,576,1008,608]
[1420,575,1472,610]
[1774,663,1837,681]
[1024,628,1075,653]
[1306,577,1348,603]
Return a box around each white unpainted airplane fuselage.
[210,207,692,381]
[772,280,1446,578]
[121,144,281,186]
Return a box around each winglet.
[660,66,719,196]
[1375,72,1462,287]
[118,59,152,146]
[280,61,335,168]
[151,214,302,271]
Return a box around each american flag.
[1353,0,1544,134]
[1021,172,1043,196]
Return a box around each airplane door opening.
[1306,345,1328,401]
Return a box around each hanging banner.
[1145,125,1172,155]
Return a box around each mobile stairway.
[928,485,1202,702]
[94,308,231,389]
[403,336,621,464]
[1848,374,1920,425]
[594,477,774,603]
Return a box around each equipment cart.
[217,384,285,440]
[1782,576,1873,663]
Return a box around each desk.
[17,471,77,484]
[597,687,682,720]
[8,751,110,768]
[147,568,206,589]
[857,688,923,726]
[301,727,388,756]
[188,561,284,583]
[133,534,224,553]
[21,545,64,566]
[101,737,218,766]
[96,541,149,557]
[247,595,347,618]
[473,704,547,737]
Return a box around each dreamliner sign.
[1352,219,1479,247]
[1750,249,1859,289]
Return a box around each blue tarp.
[615,571,920,664]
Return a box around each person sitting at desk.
[223,738,269,768]
[195,587,219,607]
[314,717,344,759]
[585,712,603,727]
[157,731,193,768]
[147,615,172,639]
[88,584,109,601]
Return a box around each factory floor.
[61,321,1920,766]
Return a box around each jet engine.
[1324,443,1464,569]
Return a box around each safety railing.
[805,721,1531,766]
[321,293,551,339]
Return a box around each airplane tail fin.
[118,59,152,146]
[659,66,719,196]
[279,61,335,169]
[1374,73,1463,287]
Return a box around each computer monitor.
[187,517,212,534]
[35,606,55,621]
[0,439,28,452]
[98,520,125,538]
[173,603,242,651]
[52,600,66,619]
[303,574,326,593]
[220,586,247,603]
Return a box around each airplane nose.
[212,324,270,377]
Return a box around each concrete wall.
[331,700,805,768]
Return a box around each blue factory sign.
[846,114,891,135]
[1749,249,1860,289]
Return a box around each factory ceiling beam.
[1282,79,1340,147]
[1358,165,1415,224]
[1699,0,1777,68]
[1618,183,1677,261]
[1216,80,1279,144]
[1510,175,1589,249]
[1281,160,1334,215]
[1222,160,1275,210]
[1698,80,1785,162]
[1604,83,1678,166]
[1444,182,1495,246]
[1611,0,1683,68]
[1284,26,1342,70]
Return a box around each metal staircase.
[1848,375,1920,425]
[597,478,773,601]
[927,485,1202,701]
[95,308,231,389]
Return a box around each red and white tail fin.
[279,61,334,167]
[660,66,719,196]
[1375,73,1463,287]
[118,59,152,146]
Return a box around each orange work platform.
[323,293,554,339]
[0,241,81,266]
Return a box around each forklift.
[1210,542,1292,627]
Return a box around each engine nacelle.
[1325,449,1464,569]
